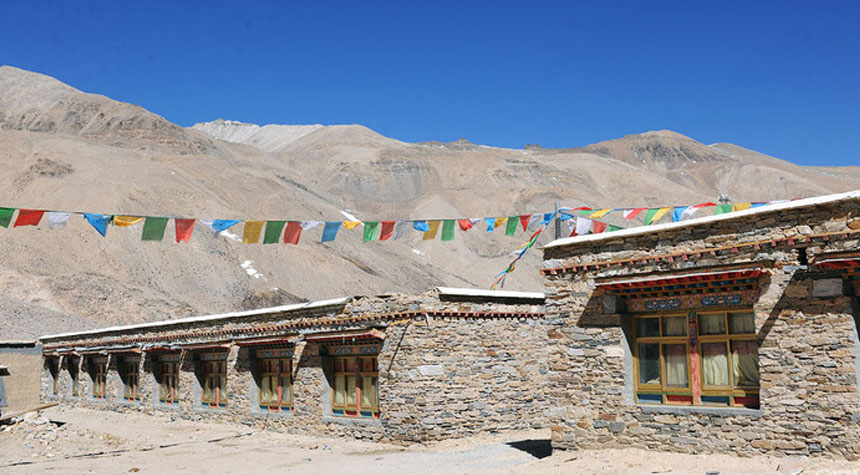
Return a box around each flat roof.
[39,297,351,341]
[544,189,860,250]
[436,287,545,300]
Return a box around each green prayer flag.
[644,208,659,225]
[441,219,455,241]
[714,204,733,215]
[607,225,622,232]
[505,216,518,236]
[0,208,15,228]
[263,220,286,244]
[141,217,169,241]
[363,221,379,242]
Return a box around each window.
[201,359,227,408]
[633,311,759,408]
[90,359,107,399]
[122,360,139,401]
[159,361,179,405]
[258,358,292,412]
[331,356,378,418]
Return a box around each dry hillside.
[1,65,858,339]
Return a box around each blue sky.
[1,1,858,167]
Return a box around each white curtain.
[701,342,729,386]
[663,344,688,387]
[732,341,760,387]
[699,314,726,335]
[730,312,756,334]
[662,317,686,336]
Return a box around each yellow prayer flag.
[113,216,144,227]
[423,220,440,240]
[343,221,361,230]
[493,217,507,229]
[651,207,671,223]
[242,220,264,244]
[733,203,751,212]
[589,208,613,219]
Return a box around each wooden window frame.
[91,360,107,399]
[331,355,379,418]
[158,361,179,405]
[258,358,292,412]
[122,360,140,401]
[632,310,759,408]
[201,360,228,408]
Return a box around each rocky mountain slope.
[1,65,858,338]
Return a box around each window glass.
[636,318,660,338]
[637,343,660,385]
[662,344,688,388]
[662,316,687,336]
[729,312,756,334]
[732,341,760,387]
[699,313,726,335]
[334,375,345,406]
[361,376,373,408]
[701,342,730,387]
[345,375,357,405]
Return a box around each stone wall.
[40,291,556,443]
[0,343,42,413]
[543,200,860,459]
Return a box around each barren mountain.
[1,65,858,339]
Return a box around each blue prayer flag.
[321,222,341,243]
[413,221,430,232]
[672,206,687,223]
[211,219,241,233]
[484,217,496,232]
[84,213,111,237]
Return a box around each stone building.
[0,340,42,417]
[39,287,555,442]
[542,190,860,458]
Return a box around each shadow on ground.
[506,439,552,459]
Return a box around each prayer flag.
[0,208,14,228]
[750,202,767,208]
[263,221,286,244]
[413,221,430,232]
[211,219,241,233]
[733,203,751,212]
[141,217,169,241]
[343,221,361,230]
[113,216,143,227]
[441,220,455,241]
[84,213,111,237]
[300,221,322,230]
[494,217,507,229]
[680,202,717,221]
[379,221,395,241]
[457,219,473,231]
[46,212,70,229]
[321,222,341,242]
[392,221,409,240]
[423,220,440,240]
[505,216,518,236]
[645,207,671,225]
[519,215,530,231]
[284,221,302,245]
[592,221,608,234]
[672,206,687,223]
[714,204,733,215]
[484,217,496,232]
[363,221,379,242]
[589,208,613,219]
[175,219,195,243]
[575,217,592,236]
[242,220,264,244]
[607,225,622,232]
[14,209,44,227]
[623,208,647,220]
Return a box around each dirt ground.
[0,407,857,474]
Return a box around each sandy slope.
[0,65,858,338]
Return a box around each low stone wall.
[542,201,860,459]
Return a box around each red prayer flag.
[519,215,530,231]
[14,209,44,227]
[457,219,473,231]
[592,221,608,234]
[379,221,395,241]
[624,208,647,220]
[175,219,195,243]
[283,221,302,245]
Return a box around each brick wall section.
[543,200,860,459]
[40,291,556,443]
